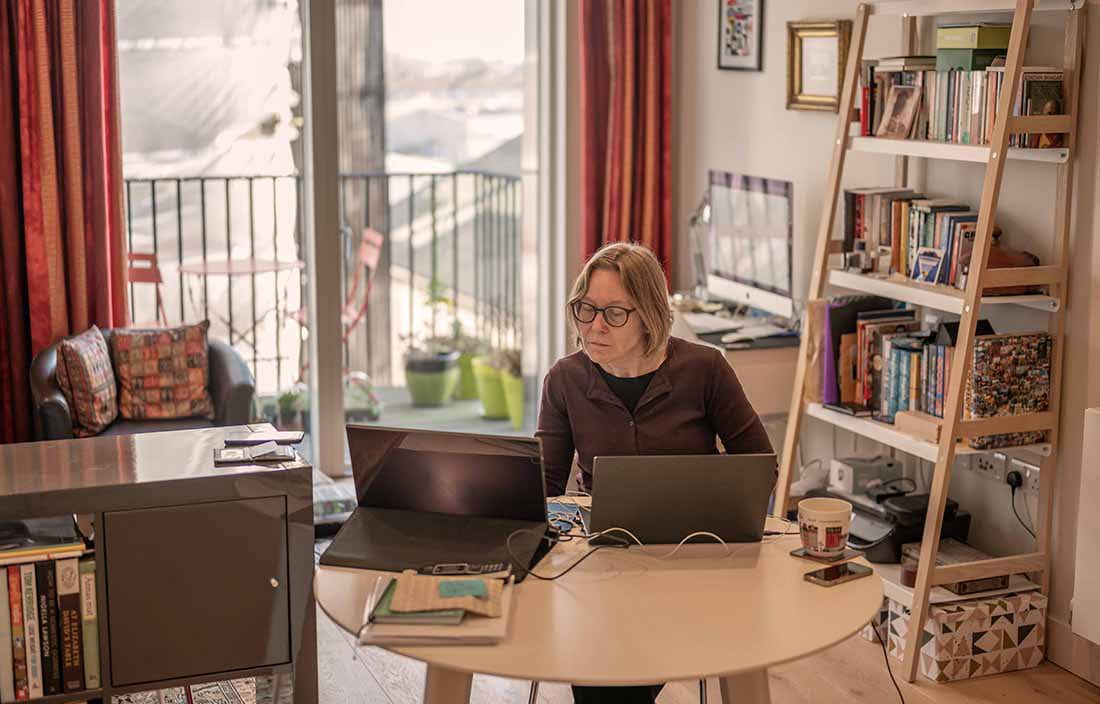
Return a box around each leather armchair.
[29,329,255,441]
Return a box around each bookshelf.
[775,0,1084,683]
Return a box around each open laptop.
[319,426,552,581]
[582,453,777,544]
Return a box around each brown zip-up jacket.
[536,336,774,496]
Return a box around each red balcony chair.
[127,253,169,327]
[292,227,384,378]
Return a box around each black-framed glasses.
[572,301,636,327]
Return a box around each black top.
[596,366,656,413]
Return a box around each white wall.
[674,0,1100,684]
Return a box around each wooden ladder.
[773,0,1085,683]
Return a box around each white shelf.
[873,562,1040,609]
[870,0,1069,16]
[827,269,1060,313]
[804,403,1052,462]
[848,136,1069,164]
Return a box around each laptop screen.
[346,425,546,523]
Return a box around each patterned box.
[861,592,1046,682]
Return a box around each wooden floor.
[316,599,1100,704]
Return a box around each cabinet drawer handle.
[270,578,279,588]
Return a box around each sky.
[383,0,525,64]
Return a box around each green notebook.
[369,579,465,626]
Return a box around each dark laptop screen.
[346,425,546,522]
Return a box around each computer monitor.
[702,170,794,319]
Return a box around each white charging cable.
[590,527,732,559]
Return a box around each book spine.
[910,350,921,412]
[19,566,41,699]
[78,559,100,689]
[35,561,60,695]
[927,346,936,416]
[0,571,13,703]
[861,83,870,136]
[937,345,947,418]
[56,559,84,694]
[897,349,906,415]
[886,347,899,421]
[7,567,27,701]
[881,338,895,418]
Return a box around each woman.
[536,242,773,704]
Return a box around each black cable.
[872,622,906,704]
[1011,488,1037,539]
[880,477,917,493]
[505,527,623,581]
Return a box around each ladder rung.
[932,552,1045,586]
[957,412,1055,438]
[1007,115,1074,135]
[983,265,1063,288]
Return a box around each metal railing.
[123,171,521,393]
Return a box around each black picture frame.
[717,0,764,72]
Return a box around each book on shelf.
[57,558,84,693]
[964,332,1052,449]
[35,561,61,696]
[78,558,99,689]
[0,573,13,702]
[8,568,27,701]
[21,565,42,699]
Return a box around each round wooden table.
[315,521,883,704]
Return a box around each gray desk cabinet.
[0,427,317,704]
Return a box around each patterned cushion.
[111,321,214,420]
[55,326,119,436]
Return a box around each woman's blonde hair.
[568,242,672,358]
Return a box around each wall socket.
[972,452,1007,482]
[1010,457,1042,493]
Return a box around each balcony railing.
[123,171,521,394]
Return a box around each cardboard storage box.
[861,591,1046,682]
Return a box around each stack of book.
[358,571,514,646]
[857,24,1065,150]
[0,518,99,701]
[843,188,979,286]
[820,298,1051,450]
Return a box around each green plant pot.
[454,353,480,400]
[500,370,524,431]
[472,356,508,419]
[405,351,460,407]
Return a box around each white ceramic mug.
[798,497,853,558]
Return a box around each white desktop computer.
[694,170,795,320]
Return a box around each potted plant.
[451,320,487,401]
[494,349,524,430]
[472,353,508,419]
[403,285,460,407]
[277,388,303,430]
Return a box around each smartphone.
[804,562,874,587]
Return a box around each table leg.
[423,664,472,704]
[719,669,771,704]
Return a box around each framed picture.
[786,20,852,112]
[877,85,920,138]
[717,0,763,71]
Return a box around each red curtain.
[0,0,128,444]
[579,0,672,276]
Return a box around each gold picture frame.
[786,20,852,112]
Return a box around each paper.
[720,322,790,343]
[439,579,488,599]
[391,570,502,618]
